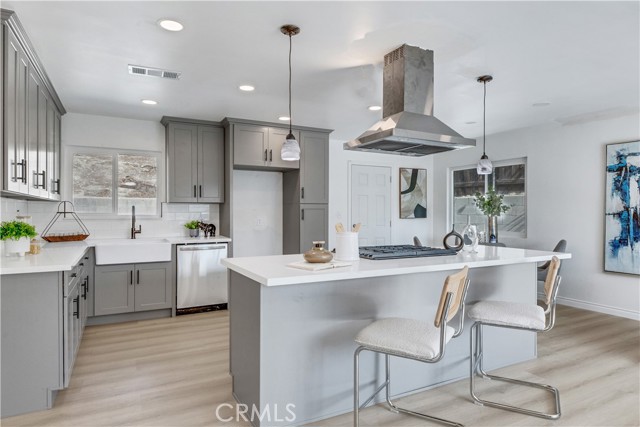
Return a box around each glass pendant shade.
[477,153,493,175]
[281,134,300,161]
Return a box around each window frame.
[63,145,164,219]
[448,157,527,239]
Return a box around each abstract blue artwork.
[605,140,640,275]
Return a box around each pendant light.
[280,25,301,161]
[476,75,493,175]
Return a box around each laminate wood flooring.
[2,306,638,427]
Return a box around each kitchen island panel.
[230,263,537,426]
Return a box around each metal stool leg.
[469,322,561,420]
[354,348,463,427]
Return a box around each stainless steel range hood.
[344,44,475,156]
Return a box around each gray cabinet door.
[233,124,268,167]
[300,131,329,203]
[300,204,328,253]
[94,264,135,315]
[268,127,300,169]
[27,67,46,197]
[197,126,224,203]
[36,83,49,197]
[167,122,198,202]
[46,99,60,200]
[83,249,95,317]
[63,281,80,388]
[134,262,172,312]
[53,111,61,196]
[3,28,29,193]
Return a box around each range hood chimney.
[344,44,475,156]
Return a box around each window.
[68,147,161,216]
[451,158,526,238]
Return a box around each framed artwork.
[399,168,427,219]
[605,140,640,275]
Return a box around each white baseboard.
[538,292,640,321]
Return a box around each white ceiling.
[4,1,639,141]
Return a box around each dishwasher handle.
[178,245,227,252]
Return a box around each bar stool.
[353,266,470,427]
[468,256,562,419]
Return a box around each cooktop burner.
[359,245,458,260]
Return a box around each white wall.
[232,170,283,257]
[328,139,434,250]
[431,114,640,319]
[1,113,220,239]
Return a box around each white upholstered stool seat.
[467,301,545,330]
[355,318,455,361]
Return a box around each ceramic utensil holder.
[335,232,359,261]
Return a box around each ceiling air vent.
[128,64,181,80]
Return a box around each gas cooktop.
[359,245,458,260]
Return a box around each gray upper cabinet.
[163,117,224,203]
[300,131,329,204]
[1,9,65,200]
[94,262,172,316]
[232,122,299,170]
[300,204,329,253]
[3,26,29,194]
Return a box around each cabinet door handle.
[264,149,268,162]
[12,159,26,182]
[137,270,140,284]
[42,170,46,190]
[73,296,80,319]
[301,209,305,220]
[54,179,61,194]
[130,270,133,285]
[269,149,273,162]
[193,185,197,198]
[199,185,202,198]
[301,187,304,199]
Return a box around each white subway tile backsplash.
[0,197,221,239]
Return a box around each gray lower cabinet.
[283,203,329,254]
[94,262,172,316]
[0,248,90,418]
[162,117,224,203]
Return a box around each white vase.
[4,237,30,256]
[461,217,478,253]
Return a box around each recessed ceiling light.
[532,102,551,107]
[368,105,382,111]
[465,121,477,125]
[158,19,183,32]
[239,85,255,92]
[141,99,158,105]
[278,116,291,121]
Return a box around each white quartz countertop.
[221,247,572,287]
[1,241,90,275]
[1,235,231,275]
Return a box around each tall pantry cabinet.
[1,9,64,200]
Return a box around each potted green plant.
[184,220,201,238]
[1,220,37,256]
[473,186,511,243]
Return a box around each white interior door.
[350,165,391,246]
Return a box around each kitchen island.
[222,246,571,427]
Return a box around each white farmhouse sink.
[94,238,172,265]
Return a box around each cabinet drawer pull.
[193,185,197,198]
[199,185,202,198]
[301,209,305,220]
[130,270,133,285]
[269,149,273,162]
[137,270,140,284]
[301,187,304,199]
[73,296,80,319]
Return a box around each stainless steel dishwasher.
[176,243,228,314]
